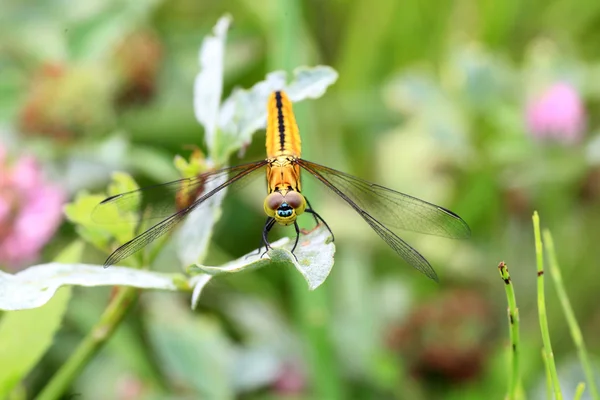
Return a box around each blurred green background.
[1,0,600,399]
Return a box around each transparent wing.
[93,161,268,223]
[298,159,470,281]
[97,160,268,267]
[297,159,470,238]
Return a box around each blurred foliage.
[1,0,600,399]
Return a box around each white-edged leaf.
[286,65,339,101]
[174,169,229,267]
[216,71,286,161]
[189,274,213,310]
[0,288,72,397]
[188,236,289,310]
[289,226,336,289]
[0,264,185,311]
[215,66,338,161]
[189,226,335,309]
[0,241,81,397]
[194,15,231,150]
[192,237,290,276]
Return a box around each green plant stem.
[498,261,521,400]
[37,287,139,400]
[542,351,553,400]
[543,230,599,400]
[533,211,562,400]
[574,382,586,400]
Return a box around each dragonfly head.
[264,191,306,225]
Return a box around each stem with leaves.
[532,211,562,400]
[543,229,599,400]
[37,287,139,400]
[498,261,521,400]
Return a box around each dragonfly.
[94,91,470,281]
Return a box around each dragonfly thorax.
[263,190,306,226]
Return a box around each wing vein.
[103,160,268,267]
[297,158,439,281]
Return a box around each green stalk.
[574,383,586,400]
[37,287,139,400]
[497,262,521,400]
[532,211,562,399]
[543,230,599,400]
[542,351,553,400]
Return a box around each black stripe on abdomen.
[275,91,285,151]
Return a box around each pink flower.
[526,82,586,143]
[0,146,65,269]
[116,374,145,400]
[272,362,305,395]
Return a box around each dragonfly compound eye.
[265,192,284,211]
[284,191,304,209]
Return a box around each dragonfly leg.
[304,197,320,226]
[260,217,277,258]
[246,217,274,259]
[290,221,300,261]
[305,208,335,242]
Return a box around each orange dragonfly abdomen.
[263,91,306,225]
[265,91,303,196]
[266,91,301,159]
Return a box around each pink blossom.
[0,146,65,269]
[526,82,586,143]
[116,374,145,400]
[272,362,305,395]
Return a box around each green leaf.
[173,153,207,179]
[64,172,140,249]
[106,171,140,197]
[189,226,335,309]
[64,193,113,250]
[0,263,188,311]
[0,241,83,397]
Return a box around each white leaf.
[194,14,231,150]
[188,236,289,310]
[286,65,339,101]
[175,170,229,267]
[189,226,335,308]
[289,227,336,289]
[0,264,184,311]
[217,71,286,160]
[190,274,213,310]
[216,66,338,160]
